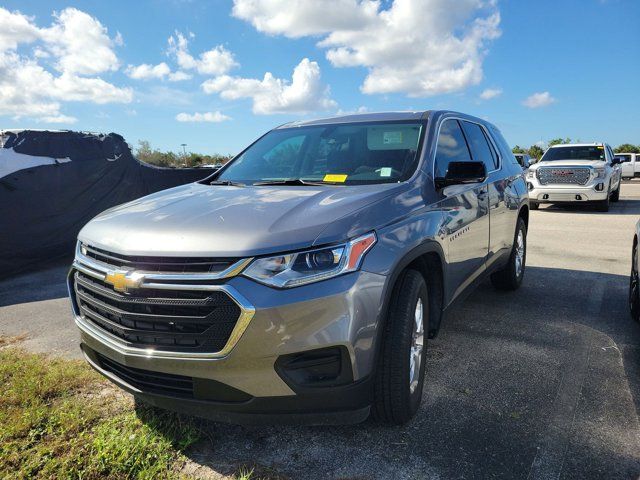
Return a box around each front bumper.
[69,259,386,423]
[81,342,372,425]
[528,183,608,203]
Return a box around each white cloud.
[522,91,556,108]
[125,62,171,80]
[167,32,238,76]
[232,0,501,97]
[52,73,132,103]
[479,87,502,100]
[168,71,192,82]
[0,8,40,51]
[0,7,131,123]
[175,111,231,123]
[336,106,369,115]
[41,8,120,75]
[231,0,378,37]
[38,114,78,124]
[202,58,337,115]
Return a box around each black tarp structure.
[0,130,211,278]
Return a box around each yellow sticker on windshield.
[323,174,348,183]
[597,146,604,149]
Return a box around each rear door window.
[434,119,472,178]
[461,121,498,171]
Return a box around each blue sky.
[1,0,638,155]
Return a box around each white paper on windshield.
[383,131,403,145]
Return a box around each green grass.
[0,347,211,479]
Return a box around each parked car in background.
[514,153,531,169]
[526,143,622,211]
[68,111,529,425]
[615,153,640,180]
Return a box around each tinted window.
[434,120,472,178]
[461,121,498,170]
[541,146,606,162]
[487,125,518,166]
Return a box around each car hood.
[532,160,606,170]
[78,182,404,257]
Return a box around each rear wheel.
[491,217,527,291]
[530,202,539,210]
[630,242,640,322]
[373,269,428,425]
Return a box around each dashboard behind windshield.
[541,146,606,162]
[217,121,426,185]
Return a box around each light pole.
[180,143,187,155]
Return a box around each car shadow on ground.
[0,259,71,307]
[538,198,640,215]
[136,266,640,479]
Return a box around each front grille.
[537,167,591,185]
[73,271,241,353]
[81,244,238,273]
[97,353,194,398]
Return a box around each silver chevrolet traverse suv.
[69,111,529,425]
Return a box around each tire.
[630,242,640,322]
[491,217,527,291]
[530,202,539,210]
[611,184,620,202]
[373,269,428,425]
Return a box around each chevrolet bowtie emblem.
[104,271,142,292]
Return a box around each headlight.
[594,168,606,179]
[243,232,377,288]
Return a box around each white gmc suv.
[526,143,622,211]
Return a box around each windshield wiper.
[209,180,246,187]
[253,179,335,186]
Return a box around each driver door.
[435,119,490,302]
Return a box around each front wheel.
[373,269,428,425]
[491,217,527,291]
[611,186,620,202]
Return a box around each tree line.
[135,140,234,168]
[134,138,640,168]
[512,138,640,159]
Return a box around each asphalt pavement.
[2,183,640,479]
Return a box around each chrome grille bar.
[537,167,591,186]
[68,247,256,360]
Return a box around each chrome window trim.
[431,116,502,186]
[68,251,256,360]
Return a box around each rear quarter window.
[487,125,517,166]
[460,121,498,171]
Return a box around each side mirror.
[435,161,487,189]
[611,157,621,166]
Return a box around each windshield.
[217,121,425,185]
[541,145,606,162]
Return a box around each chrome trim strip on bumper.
[68,252,256,360]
